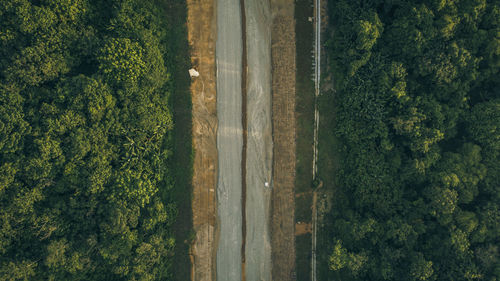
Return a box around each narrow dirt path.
[187,0,218,280]
[270,0,297,280]
[216,0,244,280]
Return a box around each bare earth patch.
[270,0,297,280]
[295,222,313,235]
[187,1,217,280]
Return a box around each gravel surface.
[216,0,243,280]
[243,0,273,280]
[216,0,273,280]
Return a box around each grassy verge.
[316,1,345,279]
[296,233,313,281]
[161,0,193,280]
[316,89,343,281]
[295,0,315,194]
[295,0,314,279]
[296,193,313,222]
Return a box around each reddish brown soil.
[187,1,217,280]
[270,1,297,280]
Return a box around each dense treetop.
[0,0,183,279]
[325,0,499,280]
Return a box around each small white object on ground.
[265,182,269,187]
[308,17,313,22]
[189,68,200,77]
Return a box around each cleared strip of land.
[187,0,218,280]
[193,1,294,280]
[270,0,297,280]
[216,0,243,280]
[243,0,273,280]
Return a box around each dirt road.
[216,0,243,280]
[243,0,273,280]
[193,0,292,280]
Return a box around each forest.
[0,0,189,280]
[324,0,499,280]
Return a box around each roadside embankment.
[187,0,218,280]
[270,0,297,280]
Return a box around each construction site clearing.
[187,0,299,280]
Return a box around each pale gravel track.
[243,0,273,280]
[216,0,243,280]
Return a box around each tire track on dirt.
[243,0,273,280]
[240,0,247,279]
